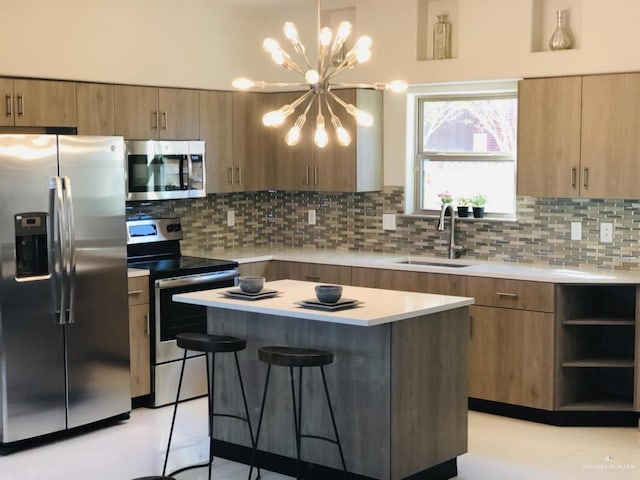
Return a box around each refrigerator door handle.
[51,176,68,325]
[63,176,76,324]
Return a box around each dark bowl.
[239,276,265,294]
[315,284,343,303]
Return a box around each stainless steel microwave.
[125,140,206,201]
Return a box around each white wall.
[2,0,640,186]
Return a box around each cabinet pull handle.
[227,167,233,185]
[236,166,241,185]
[583,167,589,188]
[152,111,158,130]
[5,94,12,117]
[306,165,310,185]
[144,313,149,336]
[314,165,318,185]
[128,289,144,296]
[161,111,167,130]
[571,167,577,188]
[469,316,473,338]
[304,275,320,282]
[17,94,23,116]
[496,292,518,298]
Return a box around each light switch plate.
[227,210,235,227]
[570,222,582,241]
[308,209,316,225]
[382,213,396,231]
[600,222,613,243]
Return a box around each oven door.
[154,269,238,364]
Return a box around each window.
[414,89,518,217]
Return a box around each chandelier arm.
[289,90,314,111]
[327,90,349,110]
[331,83,384,90]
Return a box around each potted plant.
[437,191,454,215]
[470,193,487,218]
[456,197,470,217]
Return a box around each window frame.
[413,91,518,218]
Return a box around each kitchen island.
[173,280,474,480]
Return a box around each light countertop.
[127,268,150,278]
[181,247,640,284]
[173,279,474,327]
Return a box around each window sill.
[400,213,518,224]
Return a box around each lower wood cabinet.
[274,261,352,285]
[468,305,555,410]
[238,261,279,281]
[351,267,465,296]
[128,276,150,398]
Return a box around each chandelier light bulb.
[285,125,302,146]
[305,69,320,84]
[356,35,372,50]
[314,114,329,148]
[356,47,372,64]
[263,37,280,55]
[345,104,373,127]
[231,77,254,90]
[334,21,352,44]
[386,80,408,93]
[319,27,332,47]
[283,22,299,42]
[335,126,351,146]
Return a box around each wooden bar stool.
[163,333,258,480]
[249,346,347,480]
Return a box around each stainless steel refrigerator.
[0,134,131,446]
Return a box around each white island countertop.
[173,279,474,327]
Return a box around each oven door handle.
[154,269,239,290]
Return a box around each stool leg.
[162,349,188,476]
[289,366,301,480]
[233,352,260,479]
[207,353,216,480]
[320,366,347,472]
[249,364,271,480]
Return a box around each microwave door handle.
[50,177,68,325]
[181,155,188,191]
[63,176,76,324]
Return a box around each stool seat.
[258,345,333,368]
[176,333,246,353]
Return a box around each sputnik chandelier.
[232,0,407,148]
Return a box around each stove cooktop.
[127,255,238,278]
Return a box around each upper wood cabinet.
[114,85,199,140]
[200,90,233,194]
[580,73,640,199]
[232,91,276,191]
[517,77,582,198]
[273,89,383,193]
[76,83,115,135]
[0,78,76,128]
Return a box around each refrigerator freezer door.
[58,136,131,428]
[0,135,67,443]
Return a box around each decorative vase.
[472,206,485,218]
[549,10,572,51]
[433,14,451,59]
[457,206,469,218]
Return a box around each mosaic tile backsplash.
[127,187,640,271]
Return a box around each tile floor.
[1,398,639,480]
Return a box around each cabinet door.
[351,267,465,296]
[314,89,357,192]
[76,83,115,135]
[158,88,199,140]
[276,261,351,284]
[232,92,276,191]
[13,79,76,127]
[128,303,150,397]
[0,78,14,126]
[468,305,554,410]
[200,90,233,193]
[238,261,279,281]
[516,77,582,197]
[114,85,159,139]
[273,91,313,191]
[581,73,640,199]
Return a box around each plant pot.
[457,206,469,217]
[472,206,485,218]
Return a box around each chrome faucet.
[437,204,465,259]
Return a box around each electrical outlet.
[308,209,316,225]
[227,210,235,227]
[600,222,613,243]
[570,221,582,241]
[382,213,396,231]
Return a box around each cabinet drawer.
[127,276,149,306]
[466,277,554,312]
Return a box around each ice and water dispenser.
[14,212,49,278]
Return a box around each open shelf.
[416,0,459,61]
[531,0,582,52]
[557,367,634,411]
